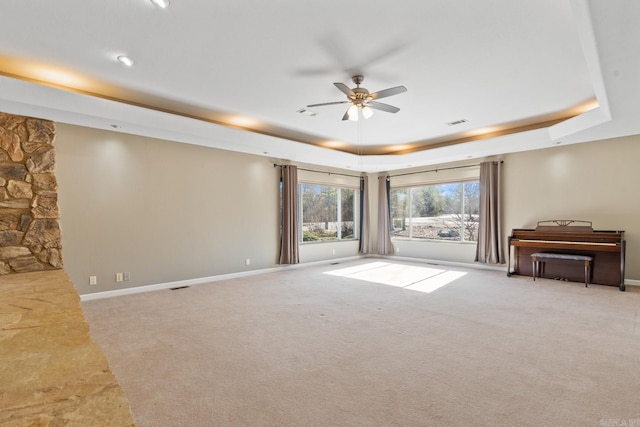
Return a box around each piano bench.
[530,253,593,287]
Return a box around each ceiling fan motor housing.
[351,88,371,106]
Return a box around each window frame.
[390,179,480,244]
[297,182,359,244]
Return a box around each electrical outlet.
[245,258,251,266]
[89,276,97,286]
[332,249,336,255]
[115,273,123,282]
[124,272,130,281]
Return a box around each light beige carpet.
[82,259,640,426]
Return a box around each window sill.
[391,238,477,245]
[300,239,359,245]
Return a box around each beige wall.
[502,135,639,280]
[55,123,640,294]
[56,124,282,294]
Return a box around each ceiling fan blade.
[307,101,350,108]
[342,108,350,121]
[368,85,407,100]
[367,101,400,113]
[334,82,354,97]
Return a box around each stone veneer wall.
[0,112,63,274]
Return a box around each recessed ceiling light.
[116,55,134,67]
[149,0,170,8]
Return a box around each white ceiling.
[0,0,639,172]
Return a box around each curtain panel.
[279,165,299,264]
[377,175,394,255]
[475,161,504,264]
[358,175,372,254]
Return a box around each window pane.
[341,188,355,239]
[463,182,480,242]
[299,184,357,242]
[391,180,480,242]
[390,188,410,238]
[440,183,463,241]
[409,184,461,240]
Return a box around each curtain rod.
[274,160,502,179]
[273,164,361,179]
[389,160,503,178]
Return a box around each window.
[299,184,357,242]
[390,181,479,242]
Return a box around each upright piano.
[508,220,626,291]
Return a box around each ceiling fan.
[307,75,407,121]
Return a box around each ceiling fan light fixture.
[347,105,359,121]
[362,105,374,119]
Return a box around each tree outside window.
[299,184,356,242]
[390,181,479,242]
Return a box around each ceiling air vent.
[297,108,317,117]
[446,118,468,126]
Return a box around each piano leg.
[584,259,590,288]
[531,257,537,281]
[506,236,512,277]
[620,240,626,291]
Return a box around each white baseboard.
[79,256,364,301]
[80,254,636,301]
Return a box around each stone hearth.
[0,270,134,425]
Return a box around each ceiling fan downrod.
[350,75,369,105]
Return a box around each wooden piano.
[507,220,626,291]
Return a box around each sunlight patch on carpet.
[324,261,467,293]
